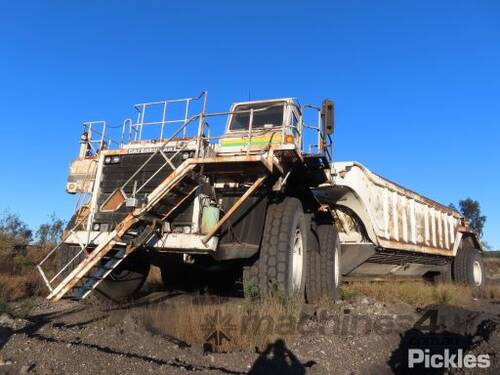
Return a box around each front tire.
[94,249,150,303]
[243,197,308,298]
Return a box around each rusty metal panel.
[100,189,126,212]
[332,162,464,256]
[66,157,98,194]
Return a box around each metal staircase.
[46,159,200,302]
[70,247,126,300]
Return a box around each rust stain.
[100,189,126,212]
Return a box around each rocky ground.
[1,290,499,375]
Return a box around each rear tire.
[453,246,485,287]
[243,197,308,298]
[306,223,341,303]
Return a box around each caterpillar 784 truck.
[37,92,485,303]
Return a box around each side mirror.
[321,99,335,135]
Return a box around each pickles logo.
[408,349,490,369]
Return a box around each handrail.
[118,114,201,193]
[81,94,333,222]
[80,94,330,161]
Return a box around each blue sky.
[0,1,499,248]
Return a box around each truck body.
[316,162,481,280]
[37,92,485,303]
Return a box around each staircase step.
[130,225,157,248]
[101,259,119,270]
[70,259,125,300]
[92,267,110,279]
[80,278,98,291]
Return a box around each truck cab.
[217,98,302,155]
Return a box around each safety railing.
[36,207,91,292]
[103,114,203,205]
[122,92,207,144]
[301,104,333,160]
[82,121,122,154]
[79,93,331,162]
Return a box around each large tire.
[306,223,341,303]
[453,246,485,287]
[243,197,308,298]
[93,249,150,303]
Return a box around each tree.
[449,198,486,238]
[0,211,32,244]
[36,214,65,246]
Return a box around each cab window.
[229,103,284,131]
[291,112,299,136]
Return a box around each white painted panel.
[331,162,464,254]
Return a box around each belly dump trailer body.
[36,92,485,304]
[314,162,481,281]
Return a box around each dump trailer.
[37,92,485,303]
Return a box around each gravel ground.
[1,292,499,375]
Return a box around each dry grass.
[0,239,50,302]
[340,281,474,307]
[143,294,303,352]
[0,273,43,302]
[476,285,500,299]
[484,256,500,278]
[0,294,9,314]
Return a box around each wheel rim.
[292,228,304,291]
[334,243,340,287]
[473,260,483,286]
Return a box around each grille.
[367,249,450,266]
[93,152,194,227]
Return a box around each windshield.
[229,103,284,131]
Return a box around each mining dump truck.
[37,92,485,303]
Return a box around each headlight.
[183,226,191,234]
[182,152,190,160]
[104,155,120,164]
[92,223,101,231]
